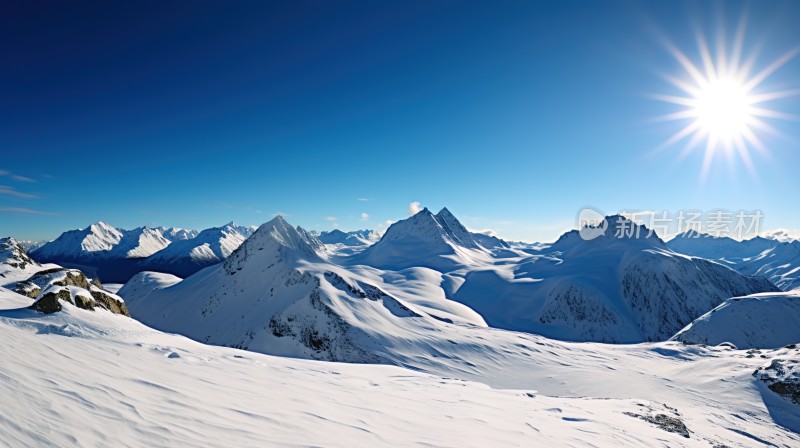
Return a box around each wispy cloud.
[0,207,58,216]
[325,216,337,222]
[11,175,35,183]
[408,201,421,216]
[357,198,370,202]
[0,186,38,199]
[0,169,37,183]
[360,212,369,221]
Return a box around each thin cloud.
[325,216,337,222]
[0,186,38,199]
[357,198,370,202]
[0,169,37,183]
[11,175,35,183]
[0,207,58,216]
[408,201,422,216]
[360,212,369,221]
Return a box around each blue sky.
[2,1,799,242]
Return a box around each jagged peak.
[226,216,322,267]
[436,207,454,218]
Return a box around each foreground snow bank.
[671,291,800,349]
[1,286,735,447]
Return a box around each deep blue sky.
[2,1,799,242]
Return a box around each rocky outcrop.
[18,268,130,316]
[0,237,38,270]
[29,289,72,314]
[754,355,800,404]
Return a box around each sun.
[693,77,752,140]
[652,17,799,178]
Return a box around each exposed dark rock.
[29,289,73,314]
[89,288,130,316]
[73,294,95,311]
[624,412,690,438]
[754,358,800,404]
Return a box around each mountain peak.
[224,216,322,270]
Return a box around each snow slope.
[4,282,799,446]
[671,291,800,349]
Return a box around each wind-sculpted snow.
[672,291,800,349]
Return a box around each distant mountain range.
[667,230,800,291]
[30,222,255,282]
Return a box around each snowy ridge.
[0,237,37,271]
[671,290,800,349]
[318,229,379,247]
[30,221,256,282]
[140,222,252,278]
[667,231,800,291]
[33,221,124,260]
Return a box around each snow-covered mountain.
[30,222,174,282]
[123,216,487,361]
[762,228,800,243]
[157,226,200,242]
[667,230,775,261]
[672,290,800,349]
[139,222,254,278]
[318,228,379,247]
[351,207,498,271]
[33,221,126,260]
[452,215,778,343]
[30,221,255,282]
[667,231,800,291]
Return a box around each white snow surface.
[2,283,799,446]
[672,290,800,349]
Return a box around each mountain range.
[30,222,255,282]
[667,230,800,291]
